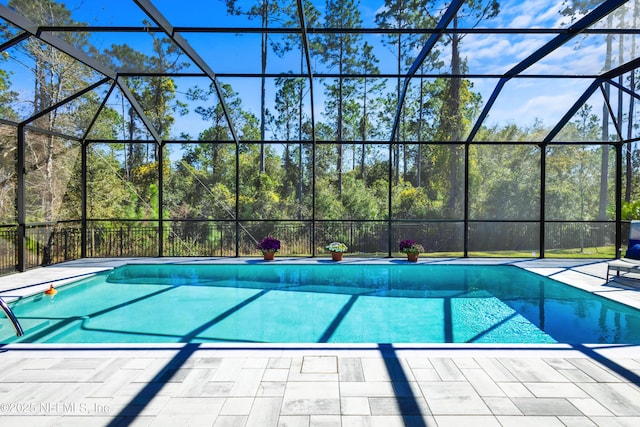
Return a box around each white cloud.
[484,78,594,127]
[463,34,554,73]
[459,1,611,76]
[488,0,577,29]
[519,94,576,116]
[526,42,607,75]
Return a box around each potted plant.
[399,239,424,262]
[257,236,280,260]
[325,241,348,261]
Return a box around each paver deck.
[0,258,639,426]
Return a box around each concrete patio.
[0,258,639,426]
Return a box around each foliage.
[622,200,640,220]
[0,66,17,121]
[0,124,16,223]
[395,182,431,219]
[399,239,424,254]
[257,236,280,253]
[325,241,348,252]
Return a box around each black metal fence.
[0,226,17,276]
[0,220,621,276]
[23,222,82,270]
[87,221,158,257]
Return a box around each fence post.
[16,125,25,271]
[539,143,546,258]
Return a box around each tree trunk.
[625,7,637,203]
[337,37,344,199]
[599,18,613,221]
[448,18,461,215]
[259,2,269,173]
[298,57,304,217]
[360,76,367,180]
[626,71,635,203]
[417,72,424,188]
[395,31,401,185]
[127,107,135,181]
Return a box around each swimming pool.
[1,263,639,344]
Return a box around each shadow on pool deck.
[2,342,638,425]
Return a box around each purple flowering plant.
[399,239,424,254]
[257,236,281,253]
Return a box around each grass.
[338,246,617,259]
[543,245,617,258]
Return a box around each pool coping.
[1,341,639,358]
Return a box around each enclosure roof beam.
[0,4,165,144]
[35,25,640,36]
[606,78,640,102]
[114,72,604,79]
[297,0,316,143]
[467,0,627,143]
[0,3,171,145]
[0,118,18,127]
[82,80,119,141]
[0,31,30,53]
[599,83,623,141]
[390,0,464,142]
[117,76,162,143]
[133,0,240,145]
[0,5,117,80]
[19,78,111,127]
[0,5,37,35]
[600,55,640,81]
[20,123,83,142]
[544,55,640,143]
[543,81,601,143]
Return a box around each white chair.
[607,220,640,280]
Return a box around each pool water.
[2,264,639,344]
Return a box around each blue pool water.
[1,264,639,344]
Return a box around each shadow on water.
[15,285,180,343]
[179,289,271,343]
[318,294,360,343]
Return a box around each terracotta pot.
[331,252,343,261]
[263,252,275,261]
[407,252,419,262]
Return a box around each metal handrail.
[0,297,24,336]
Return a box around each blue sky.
[0,0,635,141]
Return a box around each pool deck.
[0,257,639,426]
